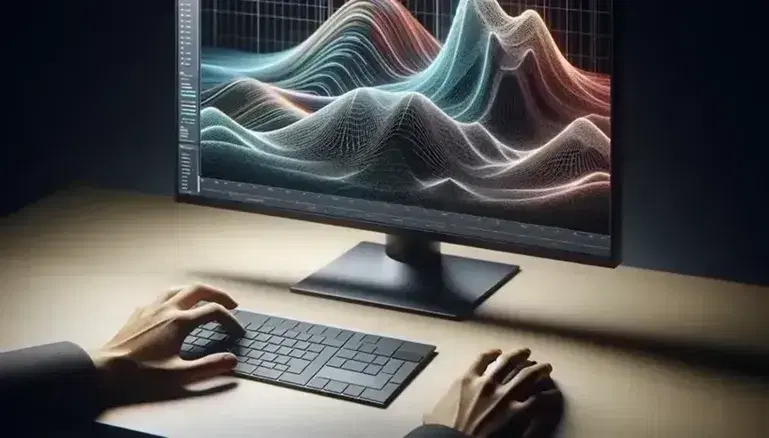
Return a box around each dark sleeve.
[403,425,471,438]
[0,342,103,434]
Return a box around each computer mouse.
[491,361,565,438]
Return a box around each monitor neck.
[385,234,441,268]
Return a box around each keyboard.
[180,308,438,407]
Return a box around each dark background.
[2,0,767,287]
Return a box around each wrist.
[88,348,131,407]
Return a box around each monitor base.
[290,236,520,320]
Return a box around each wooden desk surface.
[1,188,768,438]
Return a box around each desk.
[1,188,768,438]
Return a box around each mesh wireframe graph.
[198,0,612,234]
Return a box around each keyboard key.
[262,353,278,362]
[270,336,286,345]
[264,344,280,353]
[316,366,390,390]
[374,344,399,357]
[336,331,354,342]
[393,342,434,362]
[248,350,264,360]
[284,330,299,339]
[243,331,258,340]
[193,338,211,347]
[210,332,227,342]
[307,377,329,389]
[255,333,271,342]
[235,363,257,374]
[343,384,365,398]
[279,320,299,331]
[362,335,380,344]
[353,352,375,363]
[361,383,399,404]
[373,356,389,366]
[324,381,348,393]
[199,330,215,338]
[282,339,297,347]
[359,343,377,354]
[364,364,382,375]
[322,338,345,348]
[235,310,267,325]
[278,346,336,386]
[262,362,275,369]
[392,350,423,362]
[289,350,305,358]
[275,364,288,372]
[247,358,262,367]
[344,341,363,351]
[323,328,341,339]
[258,326,274,333]
[308,344,324,353]
[391,361,418,385]
[265,317,285,327]
[237,338,254,348]
[279,373,306,386]
[310,335,325,344]
[275,355,291,365]
[295,322,313,333]
[341,360,366,373]
[271,329,287,336]
[337,349,356,359]
[327,357,345,368]
[294,341,310,350]
[296,333,311,341]
[308,326,326,336]
[382,359,403,375]
[278,346,293,355]
[288,358,310,374]
[253,367,282,380]
[302,351,318,361]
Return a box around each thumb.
[173,352,238,384]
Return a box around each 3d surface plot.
[199,0,612,233]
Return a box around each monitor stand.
[290,234,520,320]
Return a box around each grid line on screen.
[201,0,611,73]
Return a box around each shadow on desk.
[190,269,769,383]
[473,311,769,382]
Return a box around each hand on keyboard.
[89,284,245,406]
[181,308,438,407]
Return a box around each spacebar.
[315,366,390,390]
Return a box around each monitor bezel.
[174,1,622,269]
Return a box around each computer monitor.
[175,0,617,319]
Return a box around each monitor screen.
[177,0,614,260]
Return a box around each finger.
[173,352,238,384]
[182,302,245,335]
[511,394,539,415]
[156,286,185,305]
[501,359,536,385]
[489,349,532,383]
[503,362,553,399]
[467,349,503,376]
[171,284,239,310]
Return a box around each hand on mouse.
[88,284,245,406]
[422,348,557,438]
